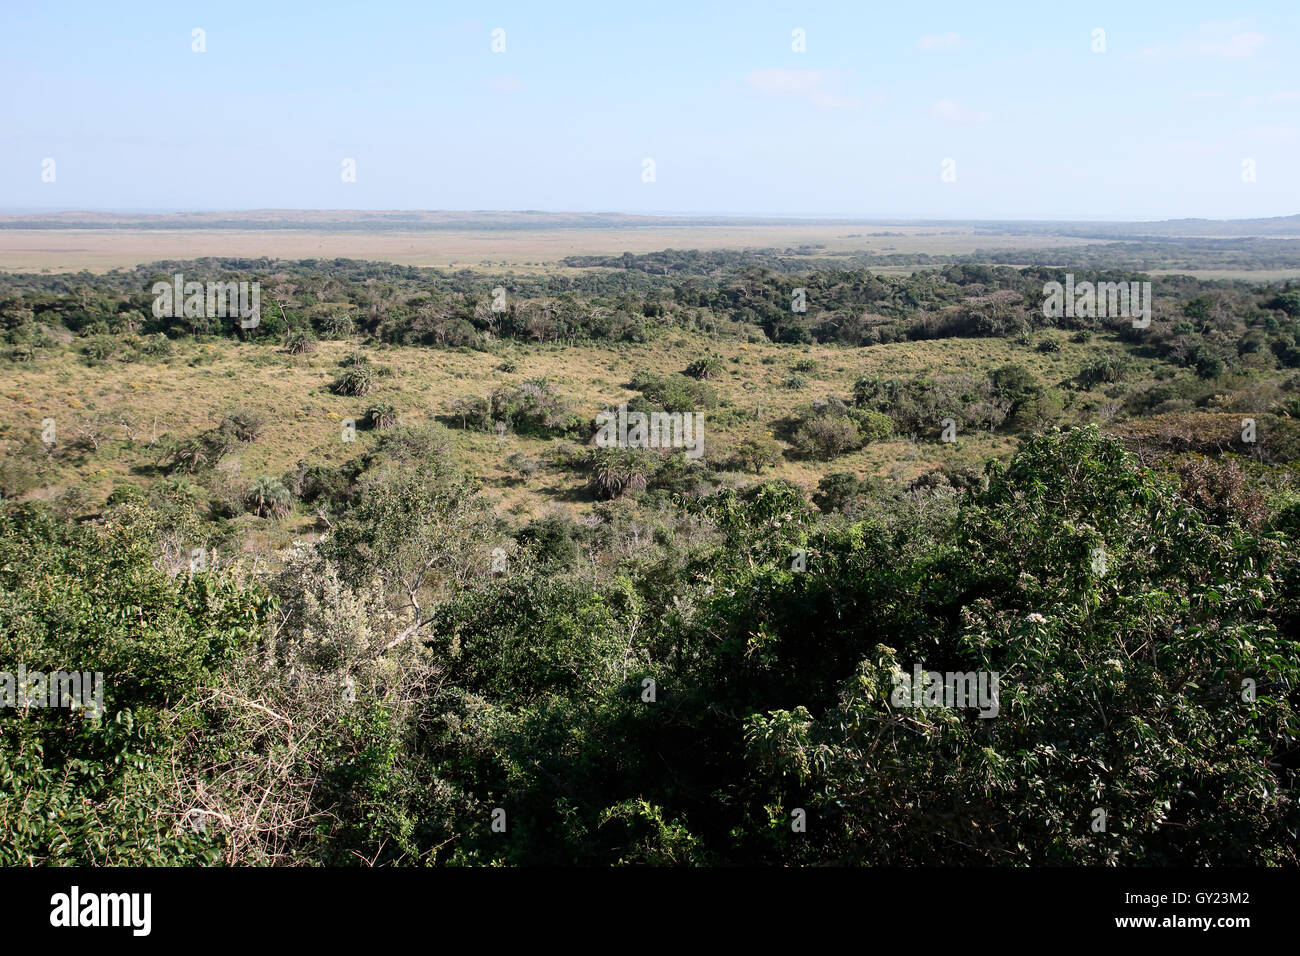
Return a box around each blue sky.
[2,0,1298,219]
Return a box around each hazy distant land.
[1,210,1298,277]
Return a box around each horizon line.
[2,207,1298,225]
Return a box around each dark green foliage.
[365,400,398,429]
[684,354,723,379]
[1077,357,1128,388]
[1269,291,1300,317]
[3,424,1298,866]
[629,370,718,413]
[282,326,318,354]
[331,365,375,396]
[490,379,580,436]
[0,502,272,864]
[516,513,584,567]
[245,476,293,518]
[165,430,235,474]
[7,251,1300,869]
[812,472,861,513]
[788,397,892,459]
[219,407,267,443]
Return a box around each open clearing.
[0,225,1104,273]
[5,329,1143,545]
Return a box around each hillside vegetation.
[2,255,1298,865]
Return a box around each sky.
[1,0,1298,220]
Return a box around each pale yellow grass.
[0,227,1103,274]
[5,331,1114,529]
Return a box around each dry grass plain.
[4,329,1140,550]
[0,225,1104,273]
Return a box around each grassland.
[0,224,1118,273]
[5,327,1150,546]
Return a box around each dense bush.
[629,370,718,412]
[5,249,1300,869]
[490,379,581,436]
[331,365,375,396]
[2,424,1297,865]
[365,400,398,430]
[282,327,318,354]
[685,354,724,379]
[219,408,267,443]
[0,502,273,864]
[788,398,893,459]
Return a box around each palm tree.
[589,448,653,498]
[245,477,293,518]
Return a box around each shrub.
[1195,354,1227,379]
[685,355,724,380]
[140,333,174,357]
[812,472,861,513]
[449,396,492,430]
[852,407,894,443]
[506,451,540,478]
[79,334,117,363]
[0,439,48,499]
[375,424,454,465]
[629,370,717,412]
[731,436,784,474]
[517,513,583,566]
[365,400,398,430]
[321,311,356,338]
[0,502,272,865]
[165,434,230,474]
[331,366,375,396]
[1010,388,1066,430]
[283,327,318,354]
[1077,357,1127,388]
[490,379,576,435]
[1174,456,1269,529]
[791,415,863,460]
[988,364,1039,404]
[219,408,267,443]
[1267,291,1300,317]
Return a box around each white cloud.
[1138,21,1268,61]
[917,32,961,52]
[931,99,991,124]
[744,69,861,109]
